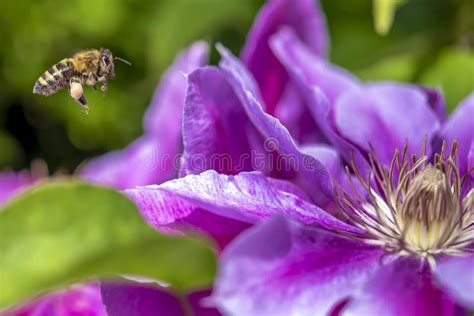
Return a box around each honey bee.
[33,48,131,113]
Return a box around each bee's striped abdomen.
[33,59,72,96]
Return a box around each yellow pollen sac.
[398,167,460,253]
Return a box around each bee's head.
[99,48,115,79]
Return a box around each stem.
[178,293,195,316]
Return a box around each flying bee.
[33,48,131,113]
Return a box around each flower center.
[335,140,473,266]
[398,167,460,254]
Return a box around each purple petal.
[242,0,328,113]
[300,144,342,181]
[180,67,255,176]
[4,284,107,316]
[435,93,474,175]
[435,255,474,309]
[0,172,36,206]
[144,41,209,135]
[271,28,359,106]
[265,177,311,202]
[218,45,333,207]
[80,136,176,189]
[123,173,251,249]
[345,259,462,316]
[168,208,251,250]
[270,28,369,173]
[422,87,448,123]
[126,170,360,236]
[101,282,183,316]
[334,83,441,165]
[212,216,382,316]
[274,85,327,145]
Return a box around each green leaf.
[420,48,474,112]
[0,181,216,309]
[373,0,406,35]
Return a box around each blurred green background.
[0,0,472,173]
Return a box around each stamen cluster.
[335,140,473,265]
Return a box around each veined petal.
[435,93,474,175]
[218,45,333,207]
[345,259,463,316]
[126,170,360,238]
[434,255,474,310]
[212,216,382,316]
[270,28,369,174]
[180,67,255,176]
[334,83,441,165]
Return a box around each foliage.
[0,181,217,308]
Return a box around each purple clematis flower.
[129,64,473,315]
[125,1,474,313]
[3,0,473,314]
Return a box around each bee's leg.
[98,76,108,95]
[85,74,98,87]
[69,78,89,114]
[100,82,108,95]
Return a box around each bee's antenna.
[115,57,132,66]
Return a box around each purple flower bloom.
[3,0,473,314]
[125,1,474,314]
[131,84,473,315]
